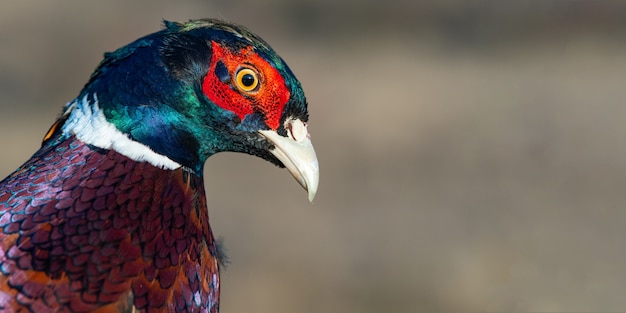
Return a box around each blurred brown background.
[2,1,626,312]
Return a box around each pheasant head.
[58,19,318,199]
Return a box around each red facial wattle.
[202,41,290,130]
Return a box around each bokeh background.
[2,1,626,312]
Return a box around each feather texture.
[0,130,219,312]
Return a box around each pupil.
[241,74,255,87]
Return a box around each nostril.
[286,118,307,142]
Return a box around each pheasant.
[0,19,318,313]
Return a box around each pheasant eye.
[235,68,259,92]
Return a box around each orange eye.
[235,68,259,92]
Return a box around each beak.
[258,118,319,202]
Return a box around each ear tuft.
[163,19,180,30]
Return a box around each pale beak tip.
[291,157,318,202]
[306,173,319,203]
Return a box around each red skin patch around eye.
[202,41,290,130]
